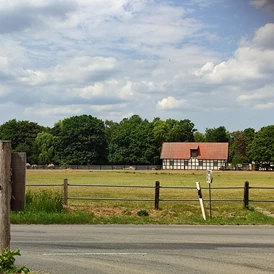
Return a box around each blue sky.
[0,0,273,133]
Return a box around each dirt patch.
[66,205,159,218]
[255,207,274,218]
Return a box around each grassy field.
[11,169,274,225]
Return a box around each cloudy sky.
[0,0,274,132]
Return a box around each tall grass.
[11,190,95,224]
[25,190,63,213]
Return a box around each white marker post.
[206,170,213,218]
[196,181,206,220]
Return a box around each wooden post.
[0,141,11,253]
[64,178,68,206]
[154,181,160,210]
[11,152,26,211]
[244,181,249,209]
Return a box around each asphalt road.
[11,225,274,274]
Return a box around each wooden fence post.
[0,141,12,253]
[11,152,26,211]
[64,178,68,206]
[244,181,249,208]
[154,181,160,210]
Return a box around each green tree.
[153,118,196,145]
[53,115,108,165]
[243,127,255,142]
[230,131,248,165]
[108,115,158,164]
[105,120,119,144]
[194,131,206,142]
[34,132,56,164]
[229,128,255,163]
[205,126,229,142]
[152,119,169,147]
[0,119,44,163]
[249,125,274,164]
[169,119,196,142]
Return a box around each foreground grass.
[11,202,274,225]
[11,169,274,225]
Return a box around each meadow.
[11,169,274,225]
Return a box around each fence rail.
[26,180,274,210]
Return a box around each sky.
[0,0,274,133]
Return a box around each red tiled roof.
[160,142,228,160]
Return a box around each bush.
[137,210,149,216]
[0,249,29,274]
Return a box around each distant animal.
[48,163,55,169]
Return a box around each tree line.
[0,114,273,166]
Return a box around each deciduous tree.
[34,132,56,164]
[205,126,229,142]
[250,125,274,163]
[0,119,44,163]
[108,115,158,164]
[53,115,108,165]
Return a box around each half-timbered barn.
[160,142,229,170]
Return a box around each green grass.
[10,169,274,225]
[11,190,95,224]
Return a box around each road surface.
[11,225,274,274]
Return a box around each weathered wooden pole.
[11,152,27,211]
[244,181,249,209]
[0,141,12,253]
[154,181,160,210]
[64,178,68,206]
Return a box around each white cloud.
[249,0,274,12]
[49,56,118,84]
[253,23,274,49]
[0,0,77,33]
[0,86,11,97]
[24,105,82,117]
[254,102,274,109]
[194,62,215,76]
[69,79,137,103]
[89,103,127,112]
[157,96,187,110]
[194,23,274,85]
[237,85,274,102]
[77,83,104,99]
[0,37,27,68]
[19,69,47,85]
[236,85,274,111]
[119,81,135,99]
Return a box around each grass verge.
[10,190,274,225]
[10,170,274,225]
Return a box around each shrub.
[0,249,29,274]
[137,210,149,216]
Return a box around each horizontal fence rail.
[67,184,156,188]
[28,184,63,187]
[25,180,274,210]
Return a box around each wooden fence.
[26,180,274,210]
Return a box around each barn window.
[191,149,198,157]
[213,160,218,167]
[199,160,203,166]
[184,160,189,166]
[170,160,174,167]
